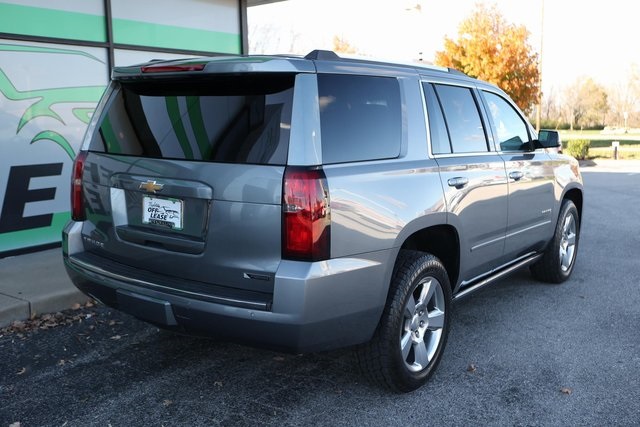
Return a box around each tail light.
[282,167,330,261]
[71,151,88,221]
[141,63,205,73]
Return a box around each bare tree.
[541,86,564,127]
[608,64,640,128]
[248,23,301,55]
[562,77,609,129]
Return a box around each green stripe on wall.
[0,212,70,253]
[113,18,241,54]
[0,3,106,42]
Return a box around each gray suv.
[63,50,583,392]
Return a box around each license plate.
[142,195,183,230]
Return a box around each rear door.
[80,73,296,296]
[424,82,509,283]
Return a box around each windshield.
[89,74,295,165]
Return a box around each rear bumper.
[63,224,393,353]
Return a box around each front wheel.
[356,250,452,392]
[530,199,580,283]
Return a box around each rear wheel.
[530,199,580,283]
[356,250,452,392]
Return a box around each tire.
[530,199,580,283]
[356,250,452,392]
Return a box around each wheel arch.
[398,224,460,289]
[562,187,583,226]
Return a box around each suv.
[63,50,583,392]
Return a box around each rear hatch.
[77,66,299,303]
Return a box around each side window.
[433,84,488,153]
[423,83,452,154]
[483,91,530,152]
[318,74,402,164]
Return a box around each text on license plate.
[142,195,183,230]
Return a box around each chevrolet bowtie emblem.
[139,180,164,193]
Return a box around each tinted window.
[434,84,488,153]
[90,75,295,165]
[423,83,452,154]
[318,74,402,164]
[483,91,530,152]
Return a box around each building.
[0,0,276,256]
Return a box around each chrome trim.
[418,79,434,159]
[419,76,478,88]
[505,221,552,240]
[470,221,552,252]
[432,151,500,159]
[68,256,268,311]
[454,252,542,300]
[470,235,505,252]
[459,251,537,288]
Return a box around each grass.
[587,147,640,160]
[559,130,640,142]
[557,130,640,159]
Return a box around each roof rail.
[446,67,467,76]
[304,50,341,60]
[303,49,469,77]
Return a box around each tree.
[332,35,357,55]
[539,87,566,129]
[249,23,301,54]
[608,64,640,128]
[562,77,609,129]
[434,4,540,113]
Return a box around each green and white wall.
[0,0,247,256]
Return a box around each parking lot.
[1,163,639,426]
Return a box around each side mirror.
[535,130,562,149]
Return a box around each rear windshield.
[89,74,295,165]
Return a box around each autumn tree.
[332,35,357,55]
[434,3,539,113]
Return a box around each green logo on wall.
[0,43,106,159]
[0,43,107,253]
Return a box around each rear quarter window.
[89,74,295,165]
[318,74,402,164]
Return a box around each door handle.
[509,171,524,181]
[447,177,469,189]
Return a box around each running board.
[453,253,543,301]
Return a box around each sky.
[247,0,639,94]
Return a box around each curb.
[0,248,88,328]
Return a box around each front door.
[480,91,556,261]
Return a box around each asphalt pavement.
[0,159,638,426]
[0,249,88,328]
